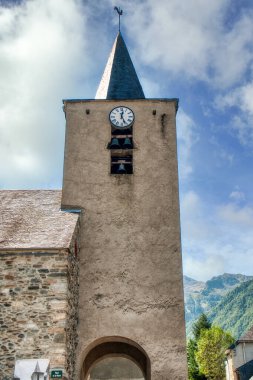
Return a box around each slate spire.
[95,32,145,100]
[34,361,42,373]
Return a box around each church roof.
[95,32,145,100]
[0,190,79,251]
[238,325,253,342]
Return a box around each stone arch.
[80,336,151,380]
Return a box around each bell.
[122,137,132,149]
[117,163,126,174]
[109,138,121,149]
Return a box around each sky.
[1,0,253,281]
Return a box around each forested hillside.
[208,279,253,338]
[184,273,253,338]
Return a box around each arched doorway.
[81,337,150,380]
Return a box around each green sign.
[51,370,63,379]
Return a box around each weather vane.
[114,6,123,32]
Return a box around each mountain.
[209,279,253,339]
[184,276,205,323]
[184,273,253,337]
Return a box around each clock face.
[109,106,134,129]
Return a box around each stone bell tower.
[61,27,187,380]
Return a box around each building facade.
[226,325,253,380]
[0,191,80,380]
[61,32,187,379]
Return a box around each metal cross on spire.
[114,6,123,32]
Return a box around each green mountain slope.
[208,279,253,339]
[184,273,253,337]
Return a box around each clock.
[109,106,134,129]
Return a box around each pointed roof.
[34,361,42,373]
[95,32,145,100]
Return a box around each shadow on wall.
[89,356,144,379]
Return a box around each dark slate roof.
[238,325,253,343]
[95,32,145,100]
[0,190,79,250]
[236,359,253,379]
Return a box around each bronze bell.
[117,163,126,174]
[110,138,121,149]
[122,137,132,149]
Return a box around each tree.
[187,339,206,380]
[193,313,212,340]
[187,314,211,379]
[196,326,234,380]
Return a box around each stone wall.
[0,229,79,380]
[66,228,80,379]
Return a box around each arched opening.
[81,337,150,380]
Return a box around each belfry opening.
[81,338,150,380]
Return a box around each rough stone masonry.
[0,190,80,380]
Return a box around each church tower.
[61,25,187,380]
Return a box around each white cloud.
[217,80,253,115]
[181,190,253,281]
[139,76,161,98]
[181,191,218,242]
[212,12,253,88]
[184,255,226,282]
[177,110,198,179]
[127,0,224,80]
[241,83,253,115]
[125,0,253,89]
[229,190,245,202]
[218,203,253,228]
[0,0,91,188]
[232,114,253,146]
[215,78,253,146]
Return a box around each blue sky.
[1,0,253,281]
